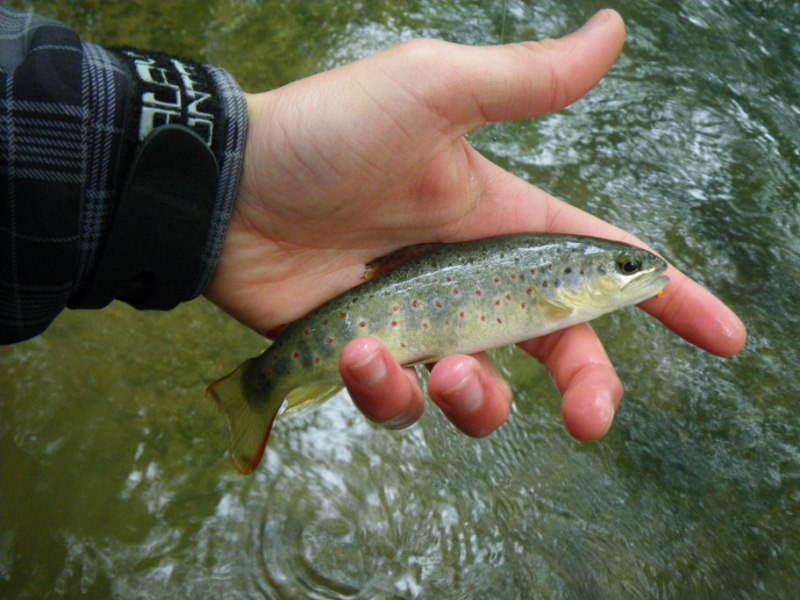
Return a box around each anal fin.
[282,380,344,417]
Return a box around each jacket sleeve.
[0,7,247,344]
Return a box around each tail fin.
[206,359,282,475]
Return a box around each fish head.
[544,241,669,314]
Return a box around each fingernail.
[350,347,387,388]
[382,407,419,430]
[598,390,615,423]
[579,9,611,32]
[441,367,484,415]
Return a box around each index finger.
[639,266,746,357]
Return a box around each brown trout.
[208,234,668,474]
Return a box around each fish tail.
[206,359,282,475]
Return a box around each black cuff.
[72,124,219,309]
[69,48,243,310]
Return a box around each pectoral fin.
[533,288,574,320]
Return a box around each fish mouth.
[622,273,670,304]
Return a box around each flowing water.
[2,1,799,598]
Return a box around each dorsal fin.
[363,243,443,281]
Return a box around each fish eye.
[616,256,641,275]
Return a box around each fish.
[207,234,669,474]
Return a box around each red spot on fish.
[526,287,535,296]
[392,306,400,313]
[475,290,482,297]
[506,294,512,301]
[340,312,348,319]
[453,289,460,295]
[435,301,443,309]
[322,319,329,327]
[314,357,322,365]
[495,300,502,306]
[422,322,430,331]
[412,300,420,309]
[494,277,501,285]
[511,273,518,280]
[327,338,335,345]
[292,352,301,360]
[391,321,399,328]
[459,311,466,319]
[359,321,367,329]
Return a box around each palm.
[209,43,505,334]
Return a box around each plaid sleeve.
[0,8,247,344]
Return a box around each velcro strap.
[72,124,219,310]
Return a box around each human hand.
[206,9,746,442]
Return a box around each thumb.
[391,9,626,133]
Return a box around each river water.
[2,1,799,598]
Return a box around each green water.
[2,1,799,597]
